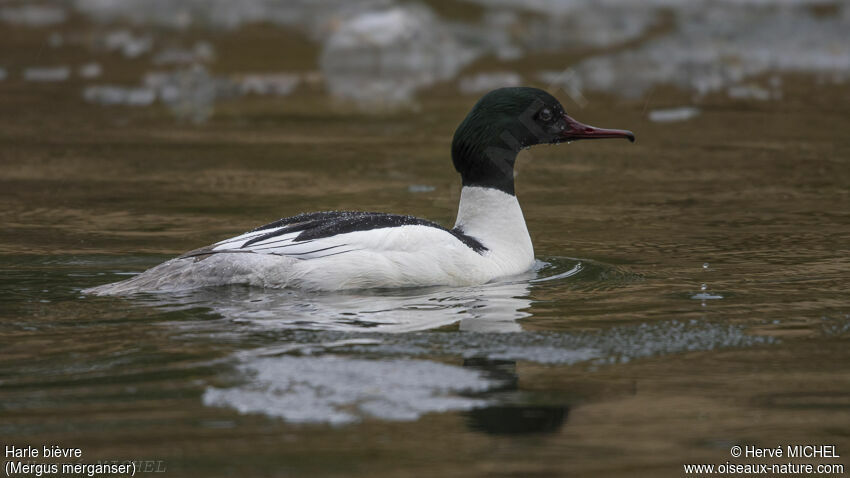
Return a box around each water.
[2,3,850,477]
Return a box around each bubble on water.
[692,292,723,300]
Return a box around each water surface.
[2,5,850,477]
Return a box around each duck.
[85,87,633,295]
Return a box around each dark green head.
[451,87,634,195]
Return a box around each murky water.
[2,2,850,477]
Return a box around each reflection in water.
[203,355,501,425]
[139,259,578,333]
[462,358,568,435]
[467,406,568,435]
[193,261,578,424]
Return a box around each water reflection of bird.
[140,276,536,333]
[86,87,633,295]
[462,358,568,435]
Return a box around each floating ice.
[84,85,156,106]
[68,0,849,103]
[152,42,215,65]
[462,0,658,52]
[78,62,102,79]
[320,5,478,107]
[145,66,237,123]
[47,32,63,48]
[73,0,389,35]
[459,72,522,95]
[85,67,307,121]
[727,84,773,101]
[0,5,66,26]
[203,356,496,424]
[570,3,850,98]
[23,66,70,82]
[648,107,701,123]
[407,184,436,193]
[101,30,152,58]
[237,73,300,96]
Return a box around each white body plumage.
[86,187,534,294]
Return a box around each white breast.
[453,186,535,276]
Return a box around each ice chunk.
[147,66,237,123]
[23,66,70,82]
[48,32,63,48]
[459,72,522,94]
[72,0,389,36]
[569,4,850,98]
[101,29,152,58]
[648,107,701,123]
[407,184,436,193]
[85,66,238,123]
[0,5,66,26]
[727,84,772,100]
[320,5,478,107]
[237,73,300,96]
[84,85,156,106]
[152,41,215,65]
[78,62,102,79]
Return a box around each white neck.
[453,186,534,272]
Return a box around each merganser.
[85,87,633,294]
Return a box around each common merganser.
[85,87,633,294]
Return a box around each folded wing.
[180,211,486,261]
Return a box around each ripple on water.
[200,318,778,424]
[87,256,640,333]
[1,254,795,426]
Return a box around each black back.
[245,211,487,254]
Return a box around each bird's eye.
[539,109,552,122]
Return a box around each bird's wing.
[180,211,486,261]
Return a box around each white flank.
[85,186,537,294]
